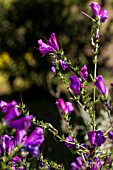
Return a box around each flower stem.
[104,126,113,136]
[92,21,100,130]
[93,54,97,130]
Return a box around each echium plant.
[36,2,113,170]
[0,2,113,170]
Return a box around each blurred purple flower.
[88,130,106,147]
[94,75,107,94]
[38,33,59,56]
[70,75,81,95]
[37,157,45,168]
[108,131,113,140]
[89,2,108,22]
[16,129,27,144]
[12,156,25,170]
[80,65,88,80]
[92,157,102,170]
[105,102,112,111]
[12,156,21,163]
[65,135,76,149]
[0,100,20,122]
[104,156,112,165]
[59,60,68,70]
[23,127,44,157]
[51,65,56,73]
[1,135,15,155]
[9,115,33,130]
[56,98,74,115]
[24,127,44,146]
[25,145,39,157]
[110,82,113,87]
[71,157,83,170]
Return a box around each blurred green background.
[0,0,113,169]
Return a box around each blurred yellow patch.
[0,52,13,68]
[24,52,33,61]
[24,52,36,66]
[0,0,15,9]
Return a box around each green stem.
[104,126,113,136]
[33,119,89,153]
[92,22,100,131]
[93,54,97,130]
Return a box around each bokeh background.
[0,0,113,169]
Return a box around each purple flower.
[0,100,20,122]
[47,33,59,50]
[24,127,44,146]
[59,60,68,70]
[38,33,59,56]
[23,127,44,157]
[70,75,81,95]
[108,131,113,139]
[88,130,106,147]
[56,98,74,115]
[51,65,56,73]
[65,135,76,149]
[12,156,21,163]
[100,10,108,22]
[9,115,33,130]
[104,157,112,165]
[105,102,112,111]
[37,157,45,167]
[12,156,25,170]
[80,65,88,80]
[89,2,108,22]
[71,157,83,170]
[92,157,102,170]
[16,129,27,144]
[1,135,15,155]
[25,145,39,157]
[94,75,107,94]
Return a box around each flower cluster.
[0,100,44,169]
